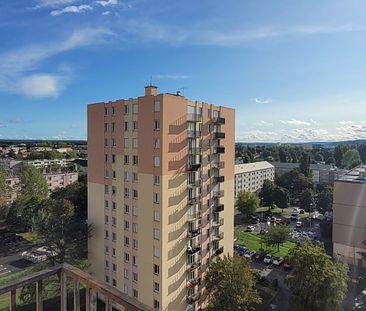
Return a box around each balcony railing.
[186,292,201,304]
[187,228,200,238]
[187,162,201,171]
[187,114,202,122]
[187,244,201,255]
[212,161,225,169]
[213,132,225,139]
[213,190,224,198]
[188,180,200,188]
[215,246,224,256]
[213,232,224,240]
[187,212,200,221]
[213,204,224,213]
[188,196,200,205]
[212,218,224,227]
[187,130,202,138]
[188,147,202,155]
[213,176,225,183]
[215,146,225,154]
[0,263,153,311]
[213,117,225,124]
[187,260,200,271]
[186,277,200,288]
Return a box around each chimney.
[145,85,158,96]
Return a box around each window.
[153,192,160,203]
[133,272,138,282]
[124,220,129,230]
[105,154,108,162]
[131,155,138,166]
[154,156,160,167]
[133,103,138,113]
[125,236,130,246]
[105,245,109,254]
[133,239,138,249]
[112,139,116,147]
[112,122,115,132]
[104,123,108,132]
[112,154,116,163]
[133,138,138,148]
[104,107,108,115]
[124,204,130,214]
[105,170,109,178]
[112,106,115,115]
[112,217,116,226]
[154,246,160,258]
[125,252,130,262]
[124,104,129,115]
[124,188,129,198]
[124,171,130,181]
[104,139,108,147]
[104,215,109,224]
[153,210,160,221]
[154,101,160,112]
[124,268,128,279]
[133,255,137,266]
[124,284,128,294]
[133,121,138,130]
[112,232,116,241]
[153,264,160,275]
[112,171,116,179]
[105,230,109,239]
[105,200,109,208]
[133,189,138,199]
[132,223,138,233]
[154,282,160,293]
[112,186,116,195]
[153,228,160,240]
[105,275,109,283]
[124,138,129,148]
[112,263,116,272]
[133,172,138,182]
[133,289,138,299]
[112,202,116,210]
[112,248,116,256]
[124,122,129,131]
[154,119,160,130]
[113,279,117,287]
[104,185,109,194]
[124,155,129,165]
[154,175,160,185]
[154,138,160,149]
[133,206,138,216]
[105,260,109,268]
[154,299,160,310]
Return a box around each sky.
[0,0,366,142]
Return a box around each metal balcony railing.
[187,130,202,138]
[187,228,200,238]
[213,116,225,124]
[187,114,202,122]
[213,190,224,198]
[188,180,200,188]
[187,212,200,221]
[187,244,201,255]
[188,147,202,155]
[188,196,200,205]
[187,260,200,271]
[186,292,200,304]
[0,263,153,311]
[213,132,225,139]
[213,176,225,183]
[213,204,224,213]
[214,246,224,256]
[187,163,201,171]
[212,218,224,227]
[213,232,224,241]
[215,146,225,154]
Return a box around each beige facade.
[333,166,366,270]
[234,161,274,196]
[87,86,235,311]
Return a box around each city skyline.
[1,0,366,142]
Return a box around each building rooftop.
[271,162,334,170]
[235,161,274,174]
[336,165,366,183]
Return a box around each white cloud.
[254,120,273,127]
[280,119,311,126]
[310,118,317,124]
[0,27,113,97]
[102,10,111,15]
[0,124,6,128]
[96,0,118,7]
[18,74,61,97]
[339,120,355,125]
[153,74,189,80]
[251,98,272,104]
[50,4,93,16]
[35,0,77,8]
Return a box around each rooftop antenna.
[150,75,153,86]
[180,86,188,96]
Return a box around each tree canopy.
[317,185,333,213]
[205,254,261,311]
[259,179,275,207]
[299,188,315,213]
[263,225,290,251]
[19,165,48,202]
[236,191,260,218]
[342,149,361,169]
[286,243,348,311]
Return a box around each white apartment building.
[234,161,275,196]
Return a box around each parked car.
[244,250,256,259]
[290,214,299,221]
[235,245,248,256]
[273,257,284,266]
[283,256,293,270]
[254,251,266,262]
[245,225,256,232]
[296,221,303,228]
[263,254,273,264]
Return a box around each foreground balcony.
[215,146,225,154]
[188,147,202,155]
[187,113,202,122]
[187,228,200,238]
[213,132,225,139]
[0,263,153,311]
[186,292,201,304]
[213,175,225,183]
[187,163,201,171]
[213,117,225,124]
[213,232,224,241]
[187,130,202,138]
[188,196,200,205]
[186,276,201,288]
[212,217,224,227]
[215,246,224,256]
[213,203,224,213]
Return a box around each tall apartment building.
[234,161,274,196]
[333,165,366,271]
[88,86,235,311]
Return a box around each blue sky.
[0,0,366,142]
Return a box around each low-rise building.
[234,161,274,196]
[333,165,366,272]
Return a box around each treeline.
[6,149,77,160]
[236,143,366,169]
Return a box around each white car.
[296,221,303,228]
[273,257,284,266]
[263,254,273,264]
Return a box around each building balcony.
[188,180,200,188]
[187,276,201,288]
[212,161,225,169]
[213,204,224,213]
[187,163,201,171]
[188,196,200,205]
[187,260,200,271]
[187,212,200,221]
[187,244,201,255]
[213,132,225,139]
[213,232,224,241]
[213,116,225,124]
[215,146,225,154]
[187,113,202,122]
[0,263,153,311]
[212,217,224,227]
[188,147,202,155]
[187,130,202,138]
[214,176,225,183]
[213,190,224,198]
[186,292,201,304]
[215,246,224,256]
[187,228,200,238]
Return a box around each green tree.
[263,225,290,252]
[259,179,275,207]
[286,243,348,311]
[299,189,315,213]
[0,166,6,208]
[342,149,361,169]
[279,148,289,162]
[19,165,48,202]
[313,153,324,163]
[358,144,366,163]
[299,152,311,177]
[317,186,333,213]
[273,186,289,211]
[205,254,261,311]
[235,191,260,219]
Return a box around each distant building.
[234,161,274,196]
[333,165,366,271]
[271,162,346,185]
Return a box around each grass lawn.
[255,207,312,219]
[235,230,296,258]
[18,231,38,243]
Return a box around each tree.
[235,191,260,219]
[313,153,324,163]
[317,185,333,213]
[0,166,6,208]
[263,225,290,252]
[259,179,275,207]
[358,144,366,163]
[19,165,48,202]
[299,189,315,213]
[205,254,261,311]
[299,152,311,177]
[342,149,361,169]
[273,187,289,211]
[279,148,289,162]
[334,145,346,168]
[286,243,348,311]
